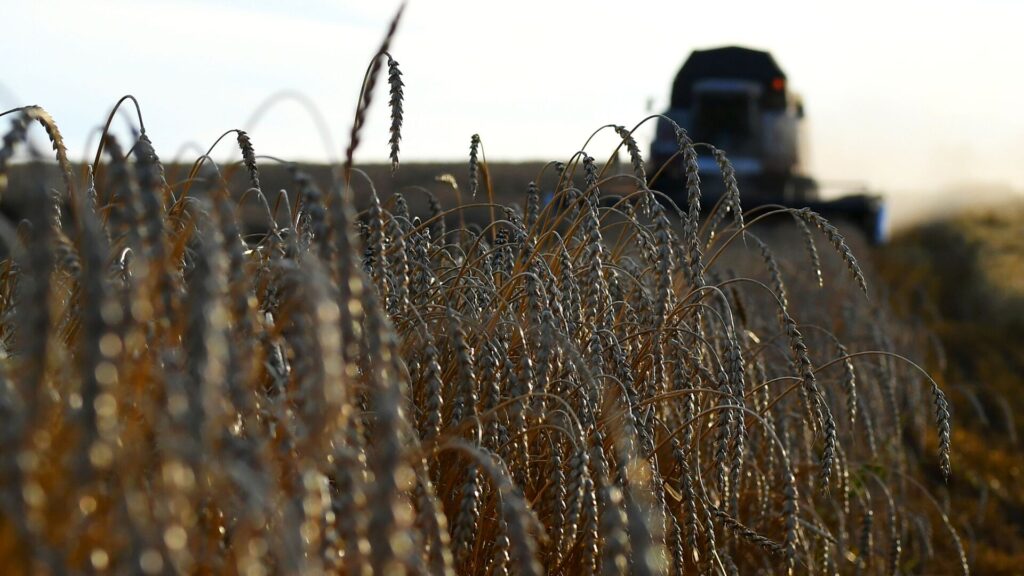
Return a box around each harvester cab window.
[694,92,755,155]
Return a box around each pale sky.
[4,0,1023,220]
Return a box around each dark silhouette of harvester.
[650,46,886,243]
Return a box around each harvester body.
[651,46,886,243]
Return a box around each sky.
[4,0,1023,221]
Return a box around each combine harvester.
[650,46,886,244]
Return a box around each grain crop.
[0,7,965,575]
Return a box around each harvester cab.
[650,46,886,244]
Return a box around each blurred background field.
[878,204,1024,572]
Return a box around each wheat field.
[0,7,971,575]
